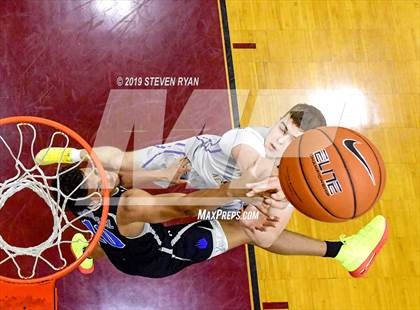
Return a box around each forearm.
[136,169,167,181]
[135,192,245,212]
[121,203,187,224]
[120,191,194,224]
[244,204,294,248]
[185,172,258,199]
[182,184,263,209]
[163,173,265,213]
[122,175,264,222]
[126,188,260,220]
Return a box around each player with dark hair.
[57,166,387,279]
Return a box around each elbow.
[120,204,137,218]
[121,204,162,224]
[118,204,140,224]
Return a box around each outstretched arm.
[118,188,257,224]
[116,175,270,225]
[117,174,285,226]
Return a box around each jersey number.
[82,219,126,249]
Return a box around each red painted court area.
[0,1,250,309]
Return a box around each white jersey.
[133,127,270,189]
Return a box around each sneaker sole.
[350,219,389,278]
[71,237,94,275]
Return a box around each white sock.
[70,149,82,162]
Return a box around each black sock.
[324,241,343,258]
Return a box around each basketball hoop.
[0,116,110,309]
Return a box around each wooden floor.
[225,1,419,309]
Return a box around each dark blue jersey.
[74,185,215,278]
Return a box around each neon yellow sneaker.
[35,147,79,165]
[335,215,389,278]
[71,233,94,275]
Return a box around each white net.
[0,122,103,279]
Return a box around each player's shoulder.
[219,126,268,157]
[221,126,269,142]
[248,126,270,138]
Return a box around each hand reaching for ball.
[246,176,289,217]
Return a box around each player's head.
[52,165,119,213]
[265,104,326,158]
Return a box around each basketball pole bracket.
[0,279,57,309]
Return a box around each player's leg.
[219,214,388,277]
[35,141,191,187]
[265,230,327,256]
[34,137,191,172]
[265,215,388,277]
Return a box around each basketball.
[279,127,386,222]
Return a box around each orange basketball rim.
[0,116,110,309]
